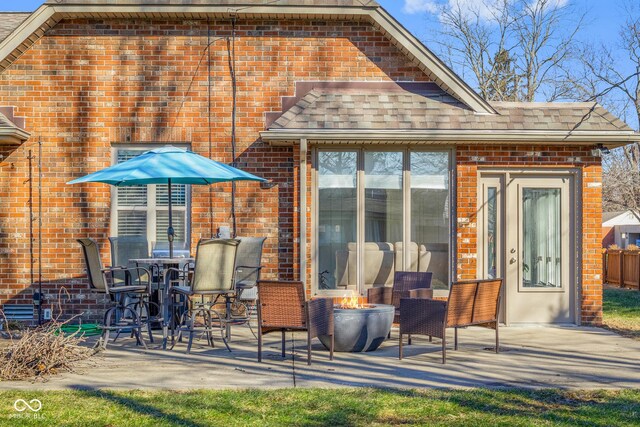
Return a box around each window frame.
[110,144,192,253]
[312,145,454,297]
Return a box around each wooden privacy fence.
[604,249,640,290]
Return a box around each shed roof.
[268,86,635,140]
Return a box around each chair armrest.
[307,298,334,338]
[367,287,392,305]
[399,298,446,339]
[409,288,433,299]
[235,265,263,282]
[235,264,263,270]
[103,266,151,291]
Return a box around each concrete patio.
[2,325,640,390]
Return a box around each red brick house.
[1,0,638,325]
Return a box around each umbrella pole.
[168,178,174,258]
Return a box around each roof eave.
[260,129,640,146]
[0,127,31,145]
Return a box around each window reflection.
[317,150,451,294]
[318,152,357,290]
[410,152,450,289]
[522,188,561,288]
[487,187,497,279]
[364,152,403,291]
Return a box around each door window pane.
[522,188,561,288]
[318,152,357,291]
[365,152,403,290]
[410,152,449,289]
[487,187,497,279]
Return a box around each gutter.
[260,129,640,146]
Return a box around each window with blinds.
[113,148,190,252]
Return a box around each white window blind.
[113,148,190,249]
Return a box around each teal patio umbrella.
[68,145,266,258]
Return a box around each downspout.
[300,138,307,287]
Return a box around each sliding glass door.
[315,148,451,295]
[317,151,357,290]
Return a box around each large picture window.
[112,147,190,256]
[316,148,451,295]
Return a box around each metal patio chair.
[77,238,153,349]
[257,280,334,365]
[168,238,239,352]
[228,236,266,337]
[108,236,151,284]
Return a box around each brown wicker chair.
[399,278,502,363]
[257,280,334,365]
[367,271,433,324]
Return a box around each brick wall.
[0,17,428,319]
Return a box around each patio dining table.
[129,257,194,349]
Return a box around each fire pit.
[318,297,394,352]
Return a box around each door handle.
[510,257,517,264]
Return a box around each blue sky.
[377,0,624,47]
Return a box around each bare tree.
[429,0,584,102]
[603,146,640,212]
[574,2,640,129]
[571,2,640,212]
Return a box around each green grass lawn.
[1,388,639,426]
[603,286,640,340]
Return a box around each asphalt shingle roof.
[270,88,633,132]
[0,13,30,42]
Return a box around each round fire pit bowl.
[318,303,394,352]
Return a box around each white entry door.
[479,173,575,324]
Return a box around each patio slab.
[1,325,639,390]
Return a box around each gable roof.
[262,83,639,144]
[0,0,495,114]
[603,210,640,226]
[603,211,626,223]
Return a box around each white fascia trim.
[0,5,57,68]
[0,2,493,117]
[0,127,31,144]
[260,129,640,145]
